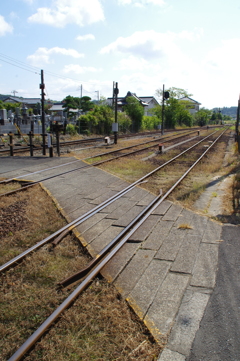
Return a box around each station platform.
[1,156,240,361]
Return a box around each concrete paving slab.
[143,220,174,250]
[98,196,130,214]
[81,186,106,200]
[129,187,150,201]
[107,179,129,190]
[158,348,186,361]
[60,195,89,214]
[89,189,119,205]
[80,218,116,245]
[137,192,156,206]
[167,290,210,356]
[152,200,172,215]
[105,199,137,219]
[186,213,208,237]
[162,203,183,221]
[114,249,156,298]
[145,273,190,337]
[67,203,95,219]
[87,225,124,255]
[0,155,226,361]
[128,215,160,242]
[112,205,144,227]
[170,235,202,274]
[0,156,72,176]
[202,219,222,243]
[174,208,194,228]
[127,259,171,319]
[75,212,107,234]
[154,228,185,261]
[101,242,141,283]
[190,243,219,288]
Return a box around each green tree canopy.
[194,108,212,126]
[63,95,94,115]
[154,87,194,129]
[123,96,144,132]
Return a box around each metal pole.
[9,133,13,156]
[161,84,164,135]
[29,131,33,157]
[40,70,46,155]
[236,96,240,153]
[114,82,118,144]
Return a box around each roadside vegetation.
[0,185,161,361]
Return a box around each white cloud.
[204,38,240,72]
[115,55,149,70]
[118,0,165,7]
[76,34,95,41]
[100,30,200,60]
[28,0,105,27]
[0,15,13,36]
[62,64,101,74]
[27,47,84,66]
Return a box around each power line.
[0,52,100,88]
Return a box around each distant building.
[3,96,41,108]
[179,96,201,114]
[107,91,159,116]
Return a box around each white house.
[179,97,201,114]
[107,91,160,116]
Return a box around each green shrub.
[66,124,77,135]
[141,116,160,131]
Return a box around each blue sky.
[1,0,240,109]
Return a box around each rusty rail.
[7,127,228,361]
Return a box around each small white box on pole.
[112,123,118,132]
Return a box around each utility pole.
[236,95,240,153]
[40,70,46,155]
[11,90,18,97]
[113,82,119,144]
[112,81,115,108]
[161,84,165,135]
[95,90,99,102]
[161,85,169,135]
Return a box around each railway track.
[1,126,230,360]
[0,128,215,197]
[0,125,219,157]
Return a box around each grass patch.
[0,185,161,361]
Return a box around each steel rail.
[0,128,225,271]
[0,182,142,273]
[0,129,205,195]
[0,129,193,185]
[7,127,228,361]
[51,128,222,247]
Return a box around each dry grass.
[0,184,161,361]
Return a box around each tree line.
[0,87,233,135]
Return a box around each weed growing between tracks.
[95,130,239,223]
[0,184,161,361]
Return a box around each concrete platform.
[0,156,238,360]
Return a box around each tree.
[123,96,144,132]
[78,104,113,134]
[156,87,192,100]
[154,87,194,129]
[194,108,211,126]
[80,96,94,112]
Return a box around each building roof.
[107,91,149,107]
[49,104,78,113]
[138,96,159,105]
[179,96,201,105]
[3,96,41,105]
